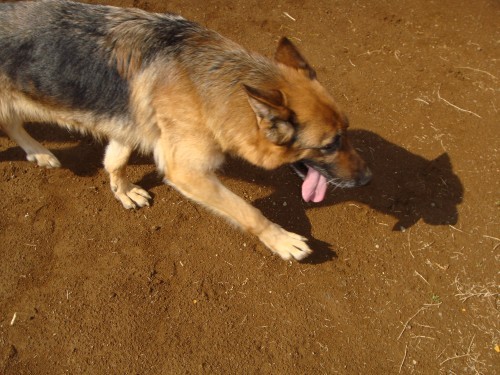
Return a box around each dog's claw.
[113,183,151,209]
[259,225,312,261]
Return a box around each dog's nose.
[357,167,372,186]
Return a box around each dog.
[0,0,371,261]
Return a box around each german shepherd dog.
[0,0,371,260]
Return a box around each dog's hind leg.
[0,115,61,168]
[103,139,151,209]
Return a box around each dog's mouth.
[292,160,371,202]
[291,162,329,203]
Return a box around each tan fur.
[0,3,371,260]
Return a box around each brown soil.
[1,0,499,373]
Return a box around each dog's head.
[244,37,371,202]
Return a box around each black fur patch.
[0,2,128,117]
[0,1,196,118]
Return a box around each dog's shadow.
[1,127,463,264]
[222,130,464,263]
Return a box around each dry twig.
[398,343,408,373]
[398,307,425,340]
[456,66,497,80]
[437,86,481,118]
[283,12,296,21]
[414,270,431,286]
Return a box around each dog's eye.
[321,135,341,153]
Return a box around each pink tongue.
[302,166,328,203]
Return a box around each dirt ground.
[1,0,499,373]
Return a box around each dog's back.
[0,1,267,142]
[0,0,197,120]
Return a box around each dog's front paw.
[259,225,312,261]
[112,183,151,209]
[27,152,61,168]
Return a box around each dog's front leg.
[104,139,151,209]
[166,168,312,261]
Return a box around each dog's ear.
[243,84,296,145]
[243,84,285,116]
[275,37,317,80]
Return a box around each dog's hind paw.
[113,183,151,209]
[259,225,312,261]
[27,152,61,168]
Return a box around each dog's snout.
[357,167,372,186]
